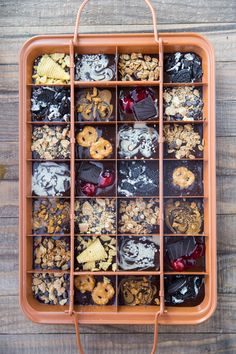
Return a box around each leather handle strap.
[73,0,159,44]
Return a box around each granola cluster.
[164,124,203,159]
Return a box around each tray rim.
[19,31,217,325]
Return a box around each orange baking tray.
[19,0,216,352]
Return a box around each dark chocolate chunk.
[167,237,196,261]
[133,95,157,120]
[172,69,191,83]
[78,162,102,184]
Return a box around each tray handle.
[73,0,159,44]
[73,311,160,354]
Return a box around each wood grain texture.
[1,0,236,352]
[1,0,236,27]
[1,333,236,354]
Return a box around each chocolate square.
[133,96,157,120]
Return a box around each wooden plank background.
[0,0,236,352]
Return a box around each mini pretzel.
[74,275,95,293]
[172,166,195,189]
[76,126,98,147]
[91,282,115,305]
[90,138,113,159]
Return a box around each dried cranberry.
[191,243,205,259]
[99,170,115,188]
[170,259,186,271]
[120,96,133,114]
[80,182,97,196]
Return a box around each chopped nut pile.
[75,199,116,234]
[164,124,204,159]
[75,236,117,272]
[31,125,70,159]
[76,87,113,121]
[32,199,70,234]
[118,53,159,81]
[118,198,159,234]
[32,273,70,305]
[119,276,159,306]
[32,53,70,84]
[33,237,70,270]
[165,199,203,234]
[163,87,203,121]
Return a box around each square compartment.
[117,235,160,271]
[32,198,70,235]
[164,275,205,307]
[118,86,158,121]
[164,198,204,234]
[32,162,70,197]
[118,123,159,159]
[163,86,203,121]
[32,53,70,84]
[74,54,116,81]
[74,275,116,306]
[32,125,70,160]
[31,86,71,122]
[118,53,159,81]
[117,160,159,197]
[32,273,70,306]
[118,275,160,306]
[33,236,71,270]
[74,235,117,272]
[164,236,205,272]
[75,87,116,122]
[118,198,160,235]
[164,160,203,196]
[75,198,116,235]
[75,124,116,160]
[75,161,116,197]
[164,52,202,83]
[163,123,203,159]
